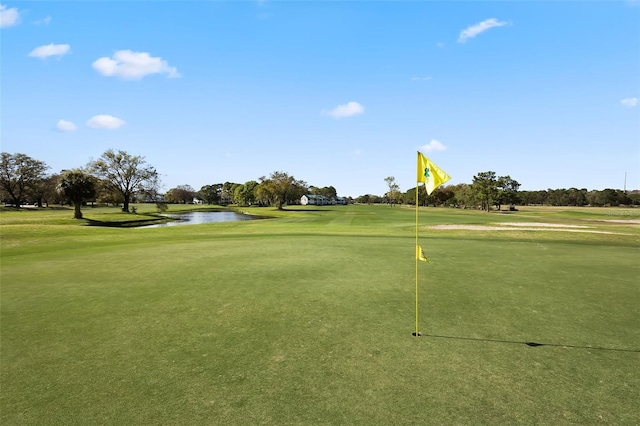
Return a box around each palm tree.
[58,170,96,219]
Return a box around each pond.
[143,211,257,228]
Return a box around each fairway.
[1,205,639,424]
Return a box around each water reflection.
[144,211,255,228]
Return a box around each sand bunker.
[495,222,589,228]
[600,219,640,225]
[429,223,629,235]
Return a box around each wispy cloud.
[411,76,432,82]
[256,0,271,19]
[458,18,508,43]
[92,50,180,80]
[87,115,126,129]
[28,43,70,60]
[322,101,364,119]
[0,4,20,28]
[56,120,77,132]
[620,97,638,108]
[34,15,51,25]
[420,140,447,154]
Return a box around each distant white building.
[335,196,347,205]
[301,194,329,206]
[301,194,347,205]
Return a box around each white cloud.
[458,18,508,43]
[28,43,70,59]
[34,15,51,25]
[56,120,77,132]
[86,115,126,129]
[92,50,180,80]
[420,140,447,154]
[0,4,20,28]
[322,101,364,118]
[620,97,638,108]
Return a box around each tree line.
[0,150,159,218]
[165,181,339,208]
[2,151,637,220]
[367,171,639,209]
[0,150,342,218]
[377,171,522,211]
[165,174,325,210]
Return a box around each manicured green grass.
[1,205,639,424]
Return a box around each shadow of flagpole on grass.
[423,334,640,353]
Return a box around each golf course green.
[1,204,639,424]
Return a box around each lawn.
[1,204,639,424]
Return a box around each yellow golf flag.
[417,152,451,195]
[416,245,429,262]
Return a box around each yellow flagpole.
[415,153,420,336]
[414,151,450,337]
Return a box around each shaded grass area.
[1,205,639,424]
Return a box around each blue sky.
[1,1,639,197]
